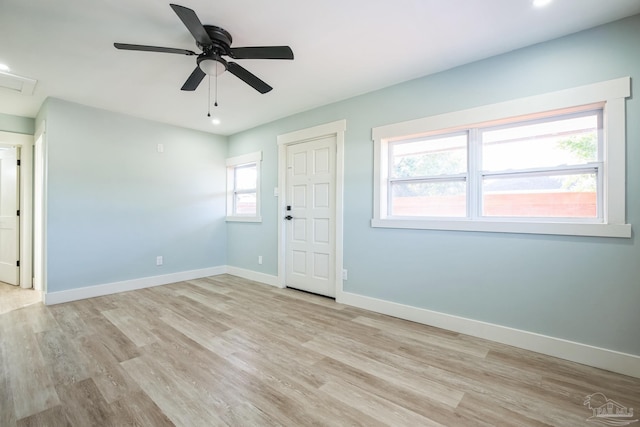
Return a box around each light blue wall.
[0,112,34,135]
[228,15,640,355]
[39,98,227,292]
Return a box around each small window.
[226,151,261,222]
[372,77,631,238]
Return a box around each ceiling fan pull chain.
[214,70,219,107]
[207,75,211,117]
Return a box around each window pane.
[235,164,257,191]
[482,113,599,171]
[482,173,597,218]
[235,192,256,215]
[391,181,466,217]
[391,134,467,178]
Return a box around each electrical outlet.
[342,269,348,280]
[157,143,164,153]
[258,255,263,265]
[156,256,163,266]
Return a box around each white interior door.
[0,146,19,285]
[285,136,336,297]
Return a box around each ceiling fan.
[114,4,294,94]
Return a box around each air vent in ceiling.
[0,71,37,95]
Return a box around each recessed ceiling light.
[0,63,10,72]
[533,0,552,7]
[211,118,221,125]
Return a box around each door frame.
[0,131,33,289]
[33,121,47,292]
[277,120,346,298]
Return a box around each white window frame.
[372,77,631,238]
[226,151,262,222]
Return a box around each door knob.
[285,215,293,220]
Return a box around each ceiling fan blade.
[114,43,196,56]
[170,4,212,46]
[229,46,294,60]
[227,62,272,94]
[181,67,206,91]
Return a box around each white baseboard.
[337,291,640,379]
[226,266,281,288]
[44,266,227,305]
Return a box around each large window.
[226,151,261,222]
[373,77,631,238]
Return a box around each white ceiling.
[1,0,639,136]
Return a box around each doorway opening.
[0,131,36,304]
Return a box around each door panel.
[285,136,336,297]
[0,147,19,285]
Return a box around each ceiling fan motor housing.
[199,25,232,54]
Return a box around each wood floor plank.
[101,308,159,347]
[121,356,227,426]
[80,314,141,363]
[303,331,465,408]
[108,390,175,427]
[56,378,114,427]
[312,356,471,426]
[223,351,389,427]
[35,328,91,387]
[1,275,639,426]
[0,329,18,427]
[47,304,90,339]
[320,378,446,427]
[1,319,60,419]
[455,392,553,427]
[353,314,490,358]
[16,405,70,427]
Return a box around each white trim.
[372,77,631,238]
[225,216,262,223]
[371,218,631,238]
[226,266,280,287]
[337,291,640,379]
[44,266,226,305]
[33,123,47,292]
[372,77,630,141]
[603,97,625,224]
[277,120,346,297]
[225,151,262,167]
[0,131,34,289]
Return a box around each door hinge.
[17,260,20,267]
[17,210,20,216]
[17,159,21,166]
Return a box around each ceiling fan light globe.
[199,57,227,76]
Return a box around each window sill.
[226,216,262,223]
[371,218,631,238]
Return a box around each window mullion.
[389,173,467,184]
[387,143,393,217]
[468,129,479,220]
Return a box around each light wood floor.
[1,275,638,426]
